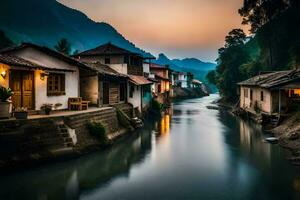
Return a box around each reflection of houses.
[149,63,170,104]
[0,43,92,111]
[74,43,153,115]
[238,70,300,115]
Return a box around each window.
[47,73,65,96]
[261,91,264,101]
[129,84,134,98]
[244,88,248,98]
[250,90,253,100]
[105,58,111,64]
[158,84,162,93]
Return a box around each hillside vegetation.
[207,0,300,102]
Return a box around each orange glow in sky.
[59,0,247,61]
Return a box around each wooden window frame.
[47,73,66,96]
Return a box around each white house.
[75,43,153,115]
[0,43,90,111]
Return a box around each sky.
[59,0,247,62]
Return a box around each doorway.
[10,70,34,110]
[103,82,109,105]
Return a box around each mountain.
[154,53,216,82]
[0,0,153,57]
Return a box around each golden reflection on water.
[158,114,170,136]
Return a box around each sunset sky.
[59,0,247,62]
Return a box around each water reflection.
[1,95,300,200]
[239,120,272,167]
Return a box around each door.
[103,82,109,105]
[119,82,126,102]
[10,70,34,110]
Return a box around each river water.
[1,94,300,200]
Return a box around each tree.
[207,29,250,102]
[239,0,292,33]
[54,38,71,55]
[0,30,14,49]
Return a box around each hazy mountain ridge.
[154,53,216,81]
[0,0,153,57]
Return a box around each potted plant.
[14,107,28,120]
[0,87,13,119]
[41,103,53,115]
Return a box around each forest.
[207,0,300,103]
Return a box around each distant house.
[171,71,192,88]
[238,70,300,115]
[75,43,153,115]
[149,63,170,104]
[0,43,91,111]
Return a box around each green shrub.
[152,100,162,111]
[116,108,134,130]
[87,122,108,145]
[0,87,13,102]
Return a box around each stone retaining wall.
[0,107,130,169]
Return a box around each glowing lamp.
[1,70,6,79]
[40,72,49,81]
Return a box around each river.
[1,94,300,200]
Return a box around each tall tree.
[0,30,14,49]
[54,38,71,55]
[207,29,250,102]
[239,0,292,33]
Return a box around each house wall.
[142,85,152,112]
[80,75,99,105]
[79,55,128,74]
[9,47,80,110]
[240,86,272,114]
[128,84,142,112]
[143,63,150,74]
[271,90,288,113]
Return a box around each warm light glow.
[166,82,170,92]
[40,71,49,81]
[1,70,6,79]
[160,114,170,135]
[289,89,300,97]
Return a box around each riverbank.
[172,86,209,99]
[0,107,135,171]
[214,96,300,164]
[272,112,300,161]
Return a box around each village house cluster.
[0,42,203,119]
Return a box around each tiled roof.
[128,75,153,85]
[75,42,139,57]
[0,43,90,70]
[0,54,75,72]
[0,54,39,68]
[149,63,168,69]
[82,62,127,77]
[155,74,170,81]
[238,70,300,88]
